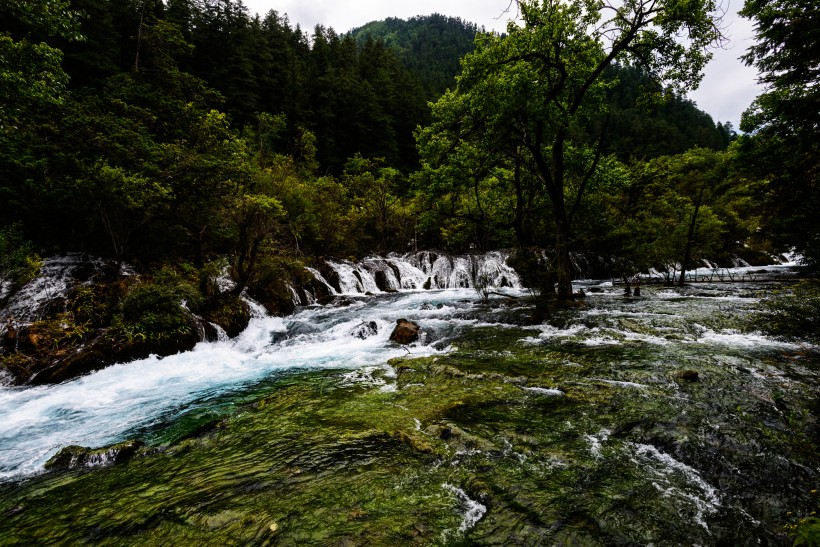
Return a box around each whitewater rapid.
[0,289,522,481]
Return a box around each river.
[0,258,817,545]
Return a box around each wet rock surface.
[389,318,420,344]
[351,321,379,339]
[45,440,145,471]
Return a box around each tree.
[0,0,81,228]
[343,154,408,252]
[230,193,284,295]
[418,0,723,300]
[609,147,762,282]
[739,0,820,265]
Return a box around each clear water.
[0,288,521,481]
[0,261,816,545]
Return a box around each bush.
[117,268,201,342]
[0,223,41,293]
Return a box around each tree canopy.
[417,0,724,299]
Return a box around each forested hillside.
[351,14,480,97]
[0,0,816,312]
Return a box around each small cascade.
[2,254,113,322]
[302,290,317,306]
[209,322,230,342]
[215,266,237,293]
[185,303,209,342]
[426,254,455,288]
[329,261,380,294]
[385,258,427,290]
[241,294,268,318]
[475,251,521,288]
[305,267,338,295]
[287,285,302,307]
[569,253,588,279]
[312,251,523,296]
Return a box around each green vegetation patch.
[2,316,817,545]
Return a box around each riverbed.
[0,269,817,545]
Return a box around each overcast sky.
[242,0,763,128]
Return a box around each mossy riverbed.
[0,284,818,545]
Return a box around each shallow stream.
[0,265,817,545]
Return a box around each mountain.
[351,14,481,98]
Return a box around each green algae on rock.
[0,284,818,545]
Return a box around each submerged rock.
[45,440,144,471]
[390,319,420,344]
[677,370,700,382]
[351,321,379,339]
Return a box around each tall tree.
[0,0,81,231]
[418,0,723,300]
[739,0,820,265]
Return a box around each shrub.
[0,224,41,293]
[117,268,201,342]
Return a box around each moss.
[1,303,818,544]
[753,281,820,344]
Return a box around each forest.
[0,0,817,376]
[1,0,820,544]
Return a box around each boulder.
[374,270,397,292]
[390,319,420,344]
[677,370,700,382]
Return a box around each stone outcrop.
[45,439,145,471]
[389,319,420,344]
[0,254,255,386]
[351,321,379,339]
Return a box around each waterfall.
[2,254,112,322]
[305,267,338,295]
[306,251,522,297]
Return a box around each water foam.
[0,289,494,481]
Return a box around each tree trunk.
[679,184,706,286]
[550,133,574,301]
[553,212,574,301]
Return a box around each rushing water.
[0,259,817,544]
[0,288,525,481]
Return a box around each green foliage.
[0,0,80,134]
[342,154,411,252]
[740,0,820,139]
[117,268,200,342]
[609,147,766,281]
[351,14,479,97]
[0,0,802,305]
[418,0,723,297]
[603,65,734,160]
[0,224,41,292]
[790,516,820,546]
[739,0,820,266]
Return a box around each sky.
[241,0,763,128]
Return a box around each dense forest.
[0,0,817,316]
[3,1,820,543]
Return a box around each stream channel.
[0,261,817,545]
